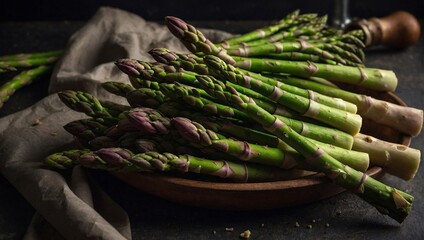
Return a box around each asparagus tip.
[115,58,144,77]
[149,48,177,64]
[165,16,187,39]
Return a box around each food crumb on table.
[31,118,42,126]
[239,229,251,239]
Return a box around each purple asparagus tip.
[96,148,132,166]
[127,108,169,134]
[165,16,188,39]
[115,58,144,77]
[171,117,216,145]
[127,110,157,134]
[78,152,98,168]
[171,117,201,142]
[148,48,178,64]
[64,121,88,135]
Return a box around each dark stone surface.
[0,20,423,239]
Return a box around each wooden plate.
[112,92,411,210]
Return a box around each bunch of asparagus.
[44,10,423,223]
[0,50,62,108]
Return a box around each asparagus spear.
[219,10,318,47]
[0,56,59,69]
[45,148,310,183]
[117,57,272,104]
[318,43,363,64]
[127,88,168,108]
[230,16,327,48]
[258,52,337,65]
[0,65,51,108]
[226,40,335,62]
[232,56,398,92]
[271,75,423,136]
[165,16,236,65]
[149,48,358,113]
[58,90,131,125]
[0,50,63,61]
[159,83,252,122]
[102,81,136,97]
[0,65,17,74]
[352,133,421,181]
[172,117,369,172]
[64,118,110,142]
[204,56,362,135]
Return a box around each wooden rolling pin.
[346,11,421,48]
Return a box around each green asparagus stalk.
[226,40,335,61]
[172,116,302,169]
[148,48,207,74]
[149,48,358,113]
[0,56,59,69]
[224,61,357,113]
[102,81,136,97]
[57,90,130,125]
[346,29,366,45]
[0,65,17,74]
[126,88,169,108]
[195,73,413,223]
[258,52,337,65]
[157,100,354,149]
[0,50,63,61]
[64,118,109,142]
[117,57,272,104]
[271,75,423,136]
[0,65,52,108]
[58,90,112,118]
[165,16,236,65]
[309,30,366,49]
[317,43,363,64]
[232,56,398,92]
[162,81,347,145]
[352,133,421,181]
[230,16,327,48]
[219,11,318,47]
[172,117,369,172]
[45,148,310,183]
[159,83,252,122]
[113,107,240,160]
[205,56,362,135]
[330,41,365,62]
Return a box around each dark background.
[1,1,424,239]
[1,0,423,22]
